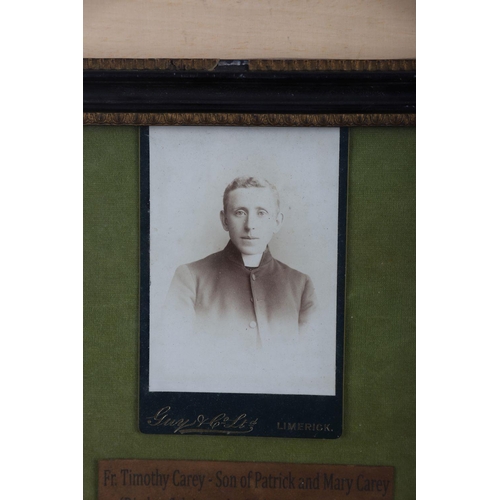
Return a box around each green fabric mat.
[83,126,415,499]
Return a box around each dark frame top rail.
[83,59,415,117]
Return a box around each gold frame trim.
[83,58,219,71]
[249,59,415,71]
[83,112,415,127]
[83,58,415,72]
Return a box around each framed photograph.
[84,58,415,440]
[140,125,347,438]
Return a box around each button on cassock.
[249,321,257,328]
[251,274,256,281]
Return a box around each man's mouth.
[242,236,259,240]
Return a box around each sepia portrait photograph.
[145,126,344,399]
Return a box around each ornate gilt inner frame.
[83,58,415,127]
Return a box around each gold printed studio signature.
[146,406,258,435]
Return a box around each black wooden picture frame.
[83,58,415,439]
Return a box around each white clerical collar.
[241,253,263,267]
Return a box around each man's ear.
[220,210,229,231]
[273,212,284,234]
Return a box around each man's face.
[220,187,284,255]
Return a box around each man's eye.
[258,210,268,216]
[235,210,246,216]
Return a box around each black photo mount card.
[139,125,348,439]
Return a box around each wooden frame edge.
[83,113,416,127]
[83,112,415,127]
[83,58,416,72]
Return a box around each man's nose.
[244,213,256,230]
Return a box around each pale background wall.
[84,0,415,59]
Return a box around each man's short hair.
[223,176,280,213]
